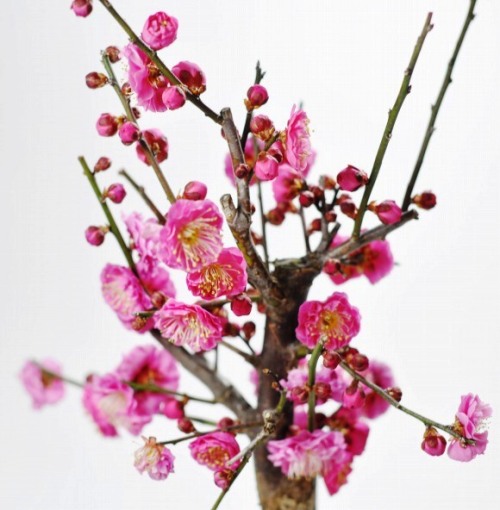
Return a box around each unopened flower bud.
[103,183,126,204]
[172,61,206,95]
[254,153,279,181]
[234,163,250,179]
[94,157,111,173]
[421,427,446,456]
[182,181,207,201]
[309,218,322,232]
[322,350,341,369]
[343,380,365,409]
[323,259,341,276]
[369,200,402,225]
[162,86,186,110]
[96,113,118,137]
[338,194,358,219]
[71,0,93,18]
[299,191,315,208]
[245,84,269,111]
[217,417,237,432]
[131,315,149,331]
[250,115,275,141]
[177,417,195,433]
[310,186,325,203]
[350,353,369,372]
[322,175,337,190]
[412,191,437,210]
[314,382,332,401]
[222,322,240,337]
[163,399,185,419]
[324,211,337,223]
[85,226,107,246]
[118,122,140,145]
[291,385,310,404]
[151,292,167,309]
[121,82,132,97]
[85,72,108,89]
[214,470,233,490]
[386,386,403,402]
[104,46,121,63]
[231,294,252,316]
[241,321,256,340]
[267,208,285,226]
[337,165,369,192]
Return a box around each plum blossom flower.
[159,199,224,272]
[295,292,361,350]
[122,44,170,112]
[141,12,178,51]
[189,432,241,471]
[283,106,312,174]
[323,455,353,495]
[19,359,65,409]
[154,300,224,352]
[272,164,304,203]
[336,165,368,192]
[186,247,247,300]
[447,394,492,462]
[254,153,279,181]
[136,129,169,164]
[137,260,176,300]
[115,345,179,415]
[328,407,370,456]
[370,200,402,225]
[82,373,150,436]
[162,86,186,110]
[134,436,175,480]
[267,430,349,479]
[123,212,162,262]
[421,427,446,457]
[172,61,206,95]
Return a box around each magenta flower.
[336,165,368,192]
[284,106,312,174]
[182,181,208,201]
[172,61,206,95]
[134,436,175,481]
[189,432,241,471]
[103,183,126,204]
[254,153,280,181]
[85,225,107,246]
[245,84,269,111]
[154,300,224,352]
[267,430,349,479]
[118,122,140,145]
[329,407,370,456]
[357,360,395,419]
[136,129,169,165]
[272,164,304,203]
[122,44,170,112]
[421,428,446,457]
[19,359,65,409]
[137,260,176,301]
[372,200,402,225]
[141,12,179,51]
[71,0,92,17]
[82,373,150,436]
[116,345,180,415]
[447,394,492,462]
[186,247,247,300]
[100,264,153,332]
[323,455,353,495]
[162,86,186,110]
[96,113,118,137]
[159,199,224,272]
[295,292,361,350]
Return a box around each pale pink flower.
[123,212,163,262]
[372,200,402,225]
[162,86,186,110]
[267,430,349,479]
[447,394,492,462]
[141,12,179,51]
[337,165,368,192]
[19,359,65,409]
[100,264,153,332]
[272,164,304,203]
[254,153,280,181]
[154,300,224,352]
[189,432,241,471]
[122,44,170,112]
[134,437,175,480]
[295,292,361,350]
[172,61,206,95]
[115,345,179,415]
[159,199,224,272]
[82,373,150,436]
[136,129,169,164]
[186,247,247,300]
[283,106,312,174]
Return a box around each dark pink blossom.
[283,106,312,174]
[421,428,446,457]
[137,259,176,301]
[372,200,402,225]
[272,164,304,203]
[254,153,279,181]
[141,12,178,51]
[19,359,65,409]
[71,0,92,17]
[136,129,169,164]
[295,292,361,350]
[162,86,186,110]
[172,61,206,95]
[118,122,140,145]
[323,455,353,495]
[337,165,368,192]
[134,436,175,480]
[103,183,126,204]
[154,300,224,352]
[85,226,107,246]
[182,181,207,201]
[159,199,223,272]
[189,432,241,471]
[357,361,395,419]
[96,113,118,137]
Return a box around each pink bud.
[337,165,369,192]
[267,208,286,226]
[338,194,358,219]
[245,84,269,111]
[231,294,252,316]
[322,351,341,369]
[421,428,446,456]
[93,157,111,173]
[254,153,279,181]
[214,469,233,490]
[314,382,332,401]
[96,113,118,137]
[163,399,185,419]
[141,11,179,51]
[412,191,437,210]
[299,191,315,208]
[104,46,121,63]
[350,353,369,372]
[371,200,402,225]
[103,183,126,204]
[217,417,237,432]
[71,0,93,17]
[250,115,275,142]
[291,385,310,405]
[85,226,107,246]
[172,61,206,95]
[234,163,250,179]
[182,181,207,201]
[118,122,140,145]
[343,381,365,409]
[85,72,108,89]
[162,86,186,110]
[178,417,195,433]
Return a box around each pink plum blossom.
[267,430,349,479]
[254,153,280,181]
[82,373,150,436]
[96,113,118,137]
[189,432,241,471]
[162,86,186,110]
[137,260,176,301]
[134,436,175,480]
[154,300,224,352]
[182,181,207,201]
[323,455,353,495]
[336,165,368,192]
[172,61,206,95]
[421,428,446,457]
[357,360,395,419]
[372,200,402,225]
[118,122,140,145]
[186,247,247,299]
[272,164,304,203]
[159,199,223,272]
[295,292,361,350]
[447,393,492,462]
[19,359,65,409]
[141,12,178,51]
[328,408,370,456]
[283,106,312,174]
[136,129,169,164]
[123,212,163,262]
[115,345,179,415]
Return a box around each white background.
[1,1,499,509]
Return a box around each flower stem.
[79,156,137,273]
[219,340,258,366]
[299,206,312,254]
[307,341,324,431]
[257,181,270,268]
[126,382,218,404]
[402,0,477,211]
[352,12,433,238]
[34,363,84,388]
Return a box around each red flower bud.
[299,191,315,208]
[182,181,207,201]
[230,294,252,316]
[177,418,196,433]
[241,321,256,340]
[96,113,118,137]
[234,163,250,179]
[85,226,107,246]
[314,382,332,400]
[250,115,275,141]
[104,46,121,63]
[386,386,403,402]
[322,351,341,369]
[85,72,108,89]
[412,191,437,210]
[267,208,286,226]
[337,165,369,192]
[93,157,111,173]
[245,84,269,111]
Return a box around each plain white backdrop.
[1,1,499,509]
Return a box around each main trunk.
[254,263,319,510]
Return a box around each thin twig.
[257,181,270,268]
[127,381,218,404]
[220,340,258,366]
[402,0,477,210]
[299,206,312,254]
[352,13,433,238]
